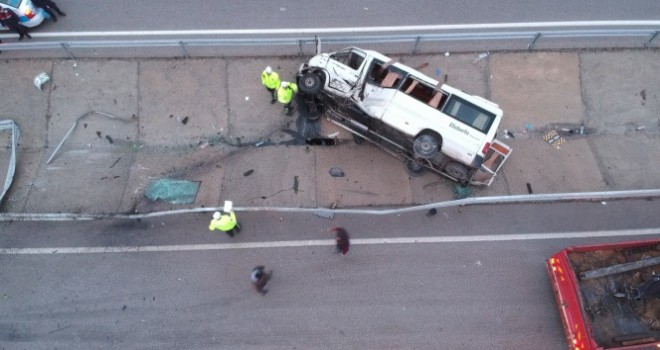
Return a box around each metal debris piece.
[34,72,50,90]
[243,169,254,177]
[425,208,437,217]
[329,167,345,177]
[0,120,20,204]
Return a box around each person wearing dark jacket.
[0,8,31,41]
[330,227,350,255]
[251,266,273,295]
[32,0,66,22]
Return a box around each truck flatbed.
[547,240,660,350]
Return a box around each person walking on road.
[251,265,273,295]
[330,227,350,255]
[276,81,298,115]
[261,66,280,104]
[208,210,241,237]
[32,0,67,22]
[0,8,32,41]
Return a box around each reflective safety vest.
[261,70,281,90]
[277,83,298,104]
[209,211,237,232]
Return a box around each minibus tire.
[413,132,441,159]
[445,161,469,181]
[405,159,426,177]
[300,72,322,95]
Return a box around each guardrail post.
[528,33,542,51]
[179,41,190,58]
[644,31,659,48]
[412,36,422,55]
[60,43,75,60]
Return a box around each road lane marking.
[18,21,660,38]
[1,228,658,255]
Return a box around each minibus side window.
[400,77,436,105]
[442,96,495,133]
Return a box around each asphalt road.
[1,199,659,349]
[30,0,660,32]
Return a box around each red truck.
[547,239,660,350]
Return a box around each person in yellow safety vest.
[261,66,281,104]
[209,211,241,237]
[276,81,298,114]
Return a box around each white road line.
[23,21,660,38]
[1,228,658,255]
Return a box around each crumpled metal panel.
[0,120,20,204]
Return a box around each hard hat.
[213,211,221,220]
[265,66,272,74]
[281,81,289,88]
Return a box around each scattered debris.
[453,185,472,199]
[110,157,121,168]
[543,130,565,149]
[313,208,335,219]
[255,141,265,147]
[601,201,607,205]
[637,125,646,131]
[473,52,489,63]
[326,131,339,138]
[105,135,114,144]
[96,131,102,138]
[243,169,254,177]
[34,72,50,90]
[503,129,515,139]
[293,176,299,194]
[307,138,336,146]
[444,52,450,57]
[144,178,200,205]
[329,167,345,177]
[181,116,188,125]
[526,183,533,194]
[425,208,437,217]
[245,96,250,101]
[47,111,136,164]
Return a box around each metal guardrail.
[0,21,659,58]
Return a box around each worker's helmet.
[281,81,289,88]
[265,66,272,74]
[213,211,221,220]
